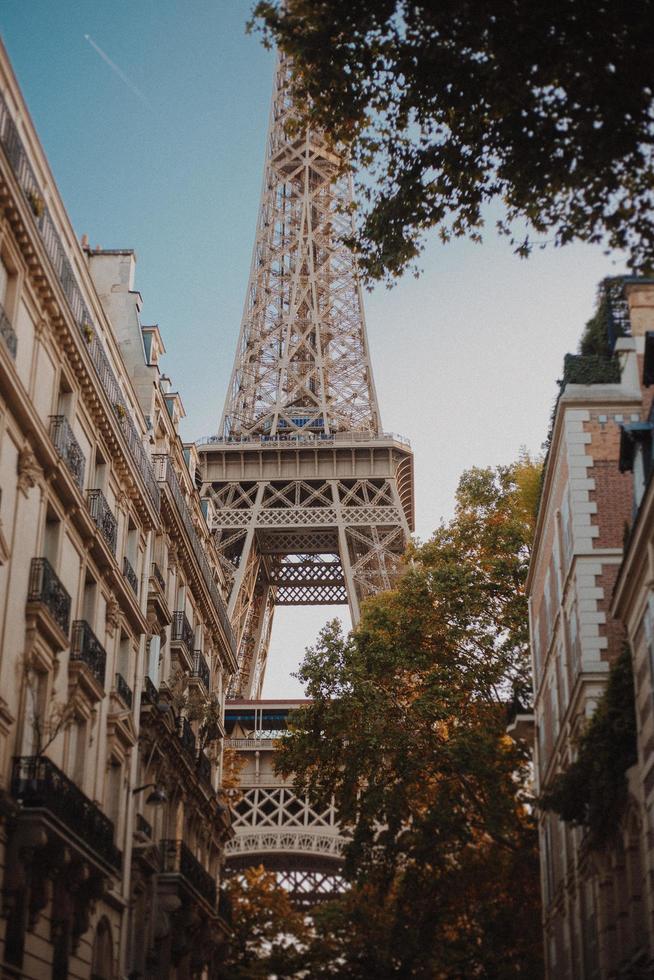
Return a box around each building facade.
[0,39,235,978]
[529,281,654,978]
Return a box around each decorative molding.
[105,594,121,636]
[17,445,42,496]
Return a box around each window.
[67,718,88,789]
[91,917,114,980]
[82,573,97,626]
[42,507,60,567]
[117,634,131,682]
[0,257,8,307]
[147,634,161,684]
[92,448,107,492]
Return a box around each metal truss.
[225,784,349,906]
[225,864,347,909]
[200,56,414,695]
[220,56,380,440]
[205,471,412,697]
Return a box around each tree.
[275,458,543,977]
[220,866,310,979]
[251,1,654,283]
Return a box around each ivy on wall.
[539,648,637,849]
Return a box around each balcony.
[0,299,17,359]
[141,675,159,705]
[26,557,71,649]
[192,650,210,692]
[179,717,196,758]
[87,489,117,555]
[160,839,216,907]
[123,555,138,596]
[171,611,194,669]
[147,561,171,626]
[153,454,236,660]
[151,561,166,592]
[70,620,106,698]
[49,415,85,492]
[114,673,133,710]
[11,755,121,872]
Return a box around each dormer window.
[619,421,653,511]
[141,325,165,368]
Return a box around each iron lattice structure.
[221,58,380,440]
[223,706,349,907]
[199,58,415,700]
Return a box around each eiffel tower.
[198,58,414,700]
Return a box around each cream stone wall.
[0,36,236,979]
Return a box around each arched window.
[91,917,113,980]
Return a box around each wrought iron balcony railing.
[171,611,194,652]
[115,672,133,709]
[192,650,210,691]
[153,454,236,659]
[0,299,17,359]
[160,839,216,906]
[27,557,71,636]
[87,489,118,554]
[0,91,159,513]
[11,755,121,871]
[198,751,212,786]
[122,555,138,596]
[179,717,196,757]
[49,415,85,492]
[151,561,166,592]
[71,620,107,687]
[142,675,158,704]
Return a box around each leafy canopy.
[252,1,654,282]
[273,458,543,976]
[220,866,310,979]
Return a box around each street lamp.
[132,782,168,806]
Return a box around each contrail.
[84,34,152,109]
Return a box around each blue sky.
[1,1,628,696]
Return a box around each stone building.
[528,280,654,978]
[0,38,235,978]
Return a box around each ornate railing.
[0,91,159,513]
[171,610,194,652]
[197,430,411,448]
[115,673,133,709]
[192,650,210,691]
[11,756,121,871]
[225,737,278,750]
[142,675,158,704]
[27,557,71,635]
[151,561,166,591]
[153,455,236,658]
[49,415,85,491]
[160,839,216,906]
[179,717,196,757]
[71,620,107,687]
[0,299,17,359]
[87,489,118,554]
[123,555,138,596]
